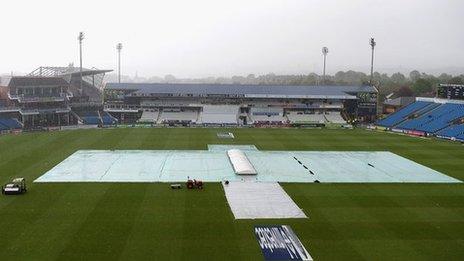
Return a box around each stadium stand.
[138,109,159,123]
[159,109,198,124]
[324,111,346,124]
[250,114,287,124]
[377,101,433,127]
[0,65,112,130]
[200,105,238,124]
[78,111,101,125]
[83,117,100,125]
[104,83,378,125]
[1,79,379,131]
[377,98,464,141]
[436,124,464,140]
[414,102,441,115]
[286,111,326,124]
[0,118,22,130]
[28,66,111,103]
[397,103,464,132]
[250,107,286,124]
[141,100,196,107]
[101,112,118,125]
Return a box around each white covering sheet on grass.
[34,147,461,183]
[223,181,307,219]
[227,149,257,175]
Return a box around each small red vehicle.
[186,179,203,189]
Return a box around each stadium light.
[369,38,376,85]
[78,32,85,93]
[322,47,329,84]
[116,43,123,83]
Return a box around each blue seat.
[398,103,464,133]
[101,112,117,125]
[0,122,8,131]
[0,118,22,130]
[436,124,464,139]
[102,116,115,125]
[83,116,101,125]
[377,101,432,127]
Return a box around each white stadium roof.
[105,83,377,99]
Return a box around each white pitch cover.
[227,149,257,175]
[223,181,307,219]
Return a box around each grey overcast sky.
[1,0,463,77]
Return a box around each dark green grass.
[0,128,463,260]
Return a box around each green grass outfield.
[0,128,463,260]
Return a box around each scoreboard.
[356,92,377,116]
[357,92,377,108]
[438,84,464,100]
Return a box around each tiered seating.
[421,104,464,133]
[159,109,198,123]
[324,112,346,124]
[286,111,326,123]
[101,112,117,125]
[250,107,283,114]
[377,101,432,127]
[138,109,159,123]
[379,99,464,140]
[436,124,464,140]
[398,103,464,133]
[83,117,100,125]
[141,100,194,107]
[250,107,285,124]
[251,114,287,124]
[0,118,22,130]
[200,105,238,124]
[80,111,101,125]
[415,102,441,115]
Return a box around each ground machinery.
[2,178,27,195]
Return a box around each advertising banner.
[254,225,312,261]
[406,130,425,136]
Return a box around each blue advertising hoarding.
[254,225,312,260]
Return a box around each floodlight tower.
[369,37,376,84]
[116,43,123,83]
[322,47,329,84]
[78,32,85,93]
